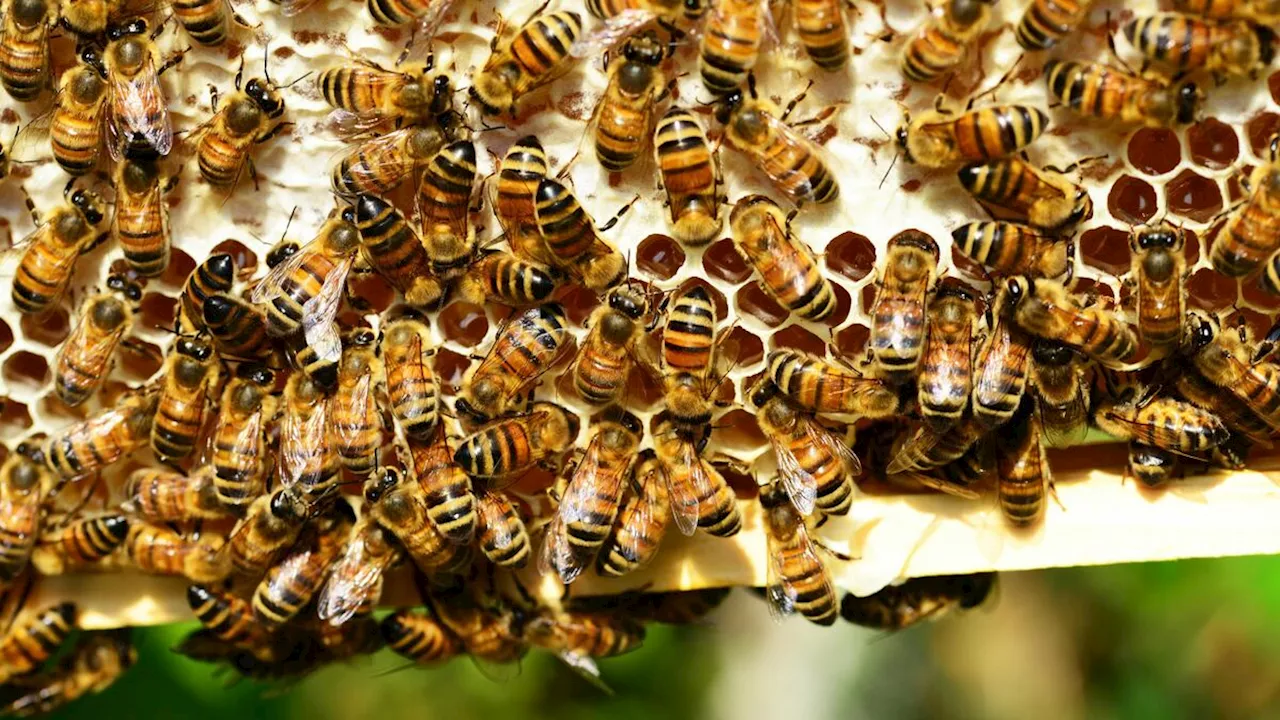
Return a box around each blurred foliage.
[41,556,1280,720]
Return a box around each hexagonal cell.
[735,282,788,327]
[834,324,870,361]
[139,292,180,332]
[1187,268,1238,311]
[769,324,826,356]
[825,231,876,282]
[210,239,259,280]
[1187,118,1239,170]
[1127,128,1181,176]
[439,302,489,347]
[719,462,760,500]
[1107,175,1158,225]
[347,272,396,314]
[1079,226,1131,276]
[557,285,601,327]
[1183,228,1202,265]
[1246,112,1280,158]
[723,326,765,368]
[119,340,164,381]
[702,238,752,284]
[1072,278,1117,309]
[2,351,49,391]
[0,398,33,435]
[160,247,197,289]
[20,307,71,348]
[433,347,471,396]
[39,392,89,422]
[821,283,853,327]
[1165,169,1223,224]
[714,409,767,453]
[0,317,12,355]
[1240,273,1280,310]
[636,234,685,280]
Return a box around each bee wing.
[569,9,657,58]
[757,0,780,46]
[886,424,941,475]
[1038,392,1090,448]
[764,531,797,622]
[0,494,39,551]
[276,0,321,17]
[257,546,320,622]
[324,109,389,140]
[282,400,330,488]
[335,371,374,447]
[898,470,982,500]
[537,512,582,584]
[807,419,862,478]
[413,0,459,38]
[249,242,311,305]
[107,59,172,161]
[329,129,413,192]
[477,490,520,554]
[614,465,664,563]
[302,256,354,365]
[56,312,126,387]
[317,534,384,626]
[664,441,708,537]
[10,110,53,163]
[769,435,817,517]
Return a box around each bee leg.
[596,195,638,232]
[813,538,856,562]
[208,84,220,114]
[158,47,190,77]
[234,55,244,92]
[247,159,260,192]
[780,80,815,123]
[20,184,38,226]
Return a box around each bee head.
[363,467,402,504]
[106,273,143,303]
[78,46,106,76]
[245,78,285,116]
[269,487,308,522]
[176,336,213,362]
[70,189,105,226]
[1174,81,1201,125]
[713,89,744,125]
[895,125,911,161]
[748,376,779,408]
[107,17,148,41]
[1187,313,1216,351]
[237,362,275,387]
[607,286,646,320]
[1003,276,1031,307]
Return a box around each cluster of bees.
[0,0,1275,711]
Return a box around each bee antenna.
[878,152,898,190]
[280,206,299,242]
[262,44,271,84]
[868,115,891,140]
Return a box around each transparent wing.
[328,128,414,194]
[282,401,329,488]
[413,0,458,38]
[663,440,709,536]
[335,372,374,449]
[302,256,354,365]
[899,470,982,500]
[317,534,383,626]
[556,651,611,693]
[276,0,321,16]
[107,60,172,161]
[886,424,941,475]
[764,532,796,623]
[468,654,523,683]
[757,0,779,46]
[10,110,53,163]
[477,490,520,556]
[537,512,582,584]
[259,546,319,622]
[770,435,817,517]
[324,109,393,140]
[614,467,662,565]
[1037,390,1090,448]
[226,410,265,461]
[807,419,863,478]
[570,9,657,57]
[249,243,310,305]
[56,311,127,387]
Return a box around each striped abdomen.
[318,66,393,114]
[1123,13,1216,70]
[699,0,763,94]
[692,462,742,537]
[950,105,1047,162]
[1016,0,1090,49]
[383,325,439,439]
[266,253,338,335]
[454,420,537,479]
[13,230,81,314]
[756,127,839,204]
[595,63,658,171]
[0,18,49,101]
[476,490,530,568]
[173,0,230,45]
[534,178,597,260]
[755,240,833,321]
[774,531,838,624]
[0,603,76,683]
[997,415,1047,527]
[45,401,152,481]
[505,11,582,98]
[476,303,568,392]
[496,136,549,259]
[197,122,252,187]
[795,0,850,69]
[1044,60,1150,123]
[42,515,130,570]
[382,610,461,664]
[409,428,476,544]
[187,585,262,647]
[1213,168,1280,277]
[114,184,169,277]
[971,321,1031,428]
[663,285,716,375]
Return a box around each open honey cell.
[438,302,490,347]
[1107,175,1158,225]
[1270,70,1280,104]
[0,398,32,434]
[735,282,789,327]
[0,317,13,354]
[159,248,197,289]
[824,231,877,281]
[1165,170,1224,224]
[557,285,600,326]
[119,340,164,381]
[139,292,180,332]
[1079,226,1131,276]
[1187,118,1239,170]
[636,234,685,280]
[769,324,827,356]
[714,409,767,454]
[821,283,853,327]
[209,239,258,280]
[1127,128,1182,176]
[346,272,396,314]
[1187,268,1239,311]
[2,351,49,392]
[723,326,765,367]
[432,347,470,396]
[702,238,752,284]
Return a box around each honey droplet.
[624,361,664,410]
[18,307,68,348]
[703,238,752,284]
[736,282,789,327]
[0,398,32,433]
[637,234,685,280]
[834,324,870,360]
[825,232,876,281]
[822,283,853,327]
[1165,169,1223,223]
[2,351,48,390]
[724,326,765,367]
[1187,118,1239,170]
[557,285,600,326]
[160,248,197,289]
[1246,112,1280,158]
[770,324,826,356]
[1079,226,1132,276]
[1187,268,1238,311]
[439,303,489,347]
[902,179,922,193]
[508,467,557,496]
[346,273,395,315]
[139,292,179,332]
[1107,175,1158,225]
[1127,128,1181,176]
[209,239,258,281]
[0,318,11,354]
[433,348,470,396]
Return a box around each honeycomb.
[0,0,1278,655]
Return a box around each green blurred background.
[46,556,1280,720]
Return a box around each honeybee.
[470,10,583,116]
[53,274,141,407]
[751,378,860,516]
[1015,0,1092,50]
[1094,388,1228,453]
[1174,370,1274,445]
[898,102,1049,168]
[1129,224,1186,352]
[571,286,652,405]
[44,391,156,481]
[31,514,130,574]
[381,609,462,665]
[1124,13,1274,79]
[0,453,46,584]
[331,329,382,476]
[180,252,235,334]
[186,585,270,654]
[0,0,54,101]
[151,336,219,464]
[971,291,1033,428]
[997,407,1049,527]
[111,158,174,277]
[868,231,937,383]
[1005,276,1138,366]
[211,364,277,510]
[699,0,769,94]
[224,485,309,577]
[122,467,230,522]
[381,316,441,440]
[331,122,451,197]
[592,32,668,172]
[493,135,552,266]
[587,0,705,20]
[1128,442,1178,487]
[1184,312,1280,433]
[766,349,900,418]
[1,629,136,718]
[367,0,454,29]
[541,417,643,584]
[368,466,470,576]
[524,609,645,679]
[475,487,530,568]
[652,417,742,536]
[0,602,76,684]
[597,449,669,577]
[1030,340,1089,447]
[1210,151,1280,278]
[635,588,731,624]
[1172,0,1280,22]
[405,423,475,545]
[958,157,1093,231]
[426,584,527,672]
[318,513,404,626]
[887,414,986,474]
[1043,60,1202,127]
[654,107,723,246]
[950,221,1071,278]
[195,54,296,191]
[759,478,838,625]
[350,195,443,308]
[45,48,110,176]
[102,19,182,160]
[11,185,107,315]
[251,214,359,347]
[252,500,354,627]
[457,250,559,307]
[456,303,570,423]
[532,177,627,291]
[839,573,996,630]
[454,402,581,482]
[730,195,836,321]
[418,139,478,280]
[173,0,238,45]
[714,78,839,204]
[279,372,339,504]
[203,293,273,360]
[125,522,231,583]
[58,0,123,38]
[1261,250,1280,297]
[662,284,735,433]
[901,0,995,82]
[919,286,977,430]
[319,58,450,128]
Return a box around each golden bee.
[172,0,238,45]
[454,402,580,482]
[1043,59,1202,127]
[868,231,936,383]
[45,48,110,176]
[532,177,627,291]
[729,194,836,321]
[571,285,652,406]
[44,391,156,481]
[331,122,452,197]
[53,274,141,407]
[972,290,1033,428]
[102,19,182,161]
[58,0,123,38]
[318,513,404,626]
[714,77,839,204]
[151,336,219,464]
[654,107,723,246]
[31,514,130,574]
[0,601,76,684]
[1,630,135,717]
[122,467,230,522]
[11,184,107,315]
[364,466,469,576]
[252,500,354,627]
[541,417,643,584]
[652,416,742,537]
[457,250,559,307]
[1128,442,1178,487]
[470,10,582,116]
[662,284,733,434]
[381,315,441,440]
[901,0,995,82]
[1030,340,1089,447]
[1005,276,1138,366]
[593,31,668,172]
[475,487,530,568]
[186,584,270,654]
[381,609,462,665]
[179,252,236,334]
[331,328,383,476]
[887,414,986,475]
[898,101,1049,168]
[634,588,731,624]
[211,364,277,510]
[766,349,900,418]
[493,135,552,266]
[250,213,360,345]
[793,0,850,69]
[1210,147,1280,277]
[124,522,231,583]
[319,57,450,128]
[417,139,478,280]
[1124,13,1274,79]
[279,371,339,504]
[597,449,669,577]
[202,293,273,360]
[1172,0,1280,22]
[525,609,645,679]
[367,0,454,29]
[1174,369,1274,446]
[405,423,476,546]
[224,485,309,577]
[1015,0,1092,49]
[0,0,54,101]
[752,378,861,516]
[1184,312,1280,433]
[0,452,46,584]
[351,195,443,308]
[950,221,1071,278]
[195,54,297,191]
[1094,388,1228,454]
[1129,224,1187,352]
[759,478,838,626]
[426,584,527,671]
[456,303,571,423]
[919,286,977,430]
[957,157,1093,231]
[587,0,705,21]
[699,0,768,95]
[112,157,175,277]
[839,573,996,630]
[997,408,1050,527]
